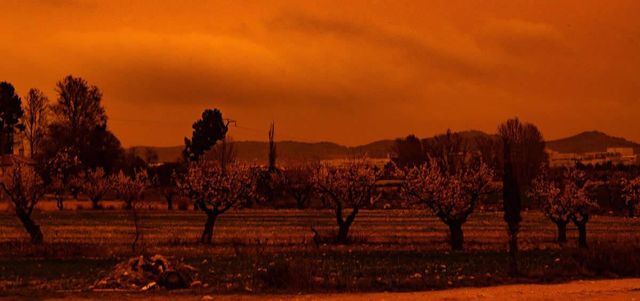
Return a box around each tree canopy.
[183,109,228,161]
[0,82,24,155]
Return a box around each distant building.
[547,147,638,167]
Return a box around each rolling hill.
[545,131,640,154]
[130,130,639,163]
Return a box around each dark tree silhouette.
[149,162,183,210]
[268,122,277,172]
[205,136,237,172]
[423,130,470,172]
[40,75,123,174]
[121,148,147,175]
[498,118,547,275]
[283,164,316,209]
[143,148,159,165]
[475,135,503,177]
[0,82,24,155]
[52,76,105,131]
[22,88,49,158]
[392,135,426,168]
[183,109,228,161]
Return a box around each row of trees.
[171,116,626,280]
[0,77,155,244]
[1,83,639,275]
[0,160,148,244]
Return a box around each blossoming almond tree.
[82,167,111,209]
[570,179,598,248]
[113,170,148,210]
[530,172,577,244]
[113,170,150,252]
[312,159,382,244]
[0,160,47,244]
[622,177,640,218]
[176,162,259,244]
[532,169,597,248]
[398,158,493,251]
[48,148,81,210]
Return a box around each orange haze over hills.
[1,0,639,147]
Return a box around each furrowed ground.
[1,201,640,295]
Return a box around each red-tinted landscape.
[1,1,640,300]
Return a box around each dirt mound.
[92,255,199,291]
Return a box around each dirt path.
[6,278,640,301]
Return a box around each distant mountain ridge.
[130,130,639,163]
[129,140,395,164]
[545,131,640,154]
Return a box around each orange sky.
[1,0,639,147]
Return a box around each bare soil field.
[1,201,640,296]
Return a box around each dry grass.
[1,201,640,294]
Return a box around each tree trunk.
[628,203,635,218]
[131,208,143,253]
[16,208,43,244]
[507,223,519,276]
[335,205,358,244]
[56,197,64,210]
[124,199,133,210]
[200,213,218,244]
[336,223,351,244]
[448,221,464,251]
[295,196,307,209]
[91,198,101,210]
[556,221,567,244]
[166,196,173,210]
[576,222,588,248]
[502,139,521,276]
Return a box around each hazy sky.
[1,0,639,146]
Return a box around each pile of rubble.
[92,255,199,291]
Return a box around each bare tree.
[0,159,47,244]
[498,118,546,275]
[22,88,49,158]
[398,158,493,250]
[312,159,381,244]
[176,162,259,244]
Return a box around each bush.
[562,239,640,277]
[253,256,314,291]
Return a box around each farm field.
[5,278,640,301]
[2,202,640,296]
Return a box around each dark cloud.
[0,1,639,146]
[269,12,492,79]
